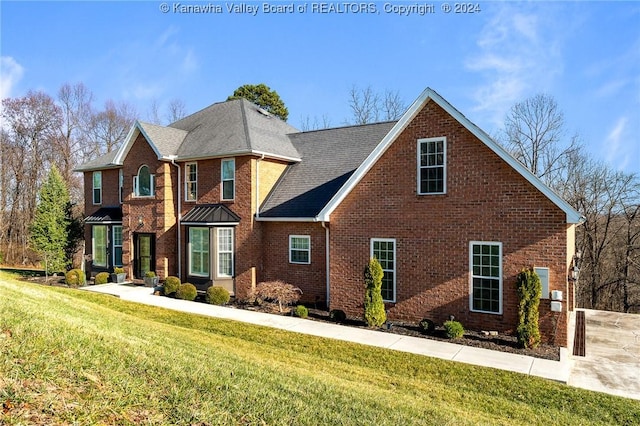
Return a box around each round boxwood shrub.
[444,320,465,339]
[206,286,230,305]
[65,268,86,288]
[164,276,181,296]
[94,272,110,285]
[418,318,435,335]
[176,283,197,301]
[294,305,309,319]
[329,309,346,323]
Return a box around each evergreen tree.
[29,166,70,275]
[364,257,386,327]
[227,83,289,121]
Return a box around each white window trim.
[289,235,311,265]
[112,225,123,267]
[535,267,550,299]
[92,225,108,268]
[188,227,210,278]
[221,158,235,201]
[133,165,155,198]
[417,137,447,195]
[370,238,396,303]
[217,228,234,278]
[469,241,503,315]
[92,171,102,205]
[118,169,124,204]
[185,162,197,202]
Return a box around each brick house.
[77,88,583,347]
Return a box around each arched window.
[134,165,155,197]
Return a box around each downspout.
[255,154,265,218]
[322,221,330,308]
[169,157,182,278]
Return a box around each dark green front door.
[134,233,155,279]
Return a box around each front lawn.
[1,272,638,425]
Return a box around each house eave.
[255,216,319,223]
[173,150,301,163]
[317,87,583,225]
[181,221,240,227]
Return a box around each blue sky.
[1,1,638,173]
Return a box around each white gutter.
[255,154,265,219]
[322,221,330,307]
[169,156,182,278]
[255,217,318,222]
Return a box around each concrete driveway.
[569,309,640,400]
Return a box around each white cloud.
[0,56,24,100]
[110,26,198,104]
[604,117,632,171]
[464,5,566,128]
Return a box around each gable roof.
[259,122,396,218]
[77,98,301,172]
[315,87,584,224]
[74,149,120,172]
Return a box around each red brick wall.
[177,156,262,298]
[83,168,120,271]
[121,134,177,280]
[329,100,571,346]
[261,222,327,306]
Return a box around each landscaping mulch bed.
[17,273,560,361]
[234,302,560,361]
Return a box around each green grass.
[1,271,639,425]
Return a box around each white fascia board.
[425,91,584,224]
[136,124,164,160]
[255,216,318,223]
[317,87,584,225]
[181,222,240,226]
[112,123,140,165]
[113,121,163,164]
[316,88,433,222]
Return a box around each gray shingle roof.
[138,121,188,158]
[259,121,397,218]
[171,98,300,160]
[74,150,120,172]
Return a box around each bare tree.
[1,91,62,264]
[54,83,94,201]
[89,100,137,156]
[348,85,406,125]
[502,94,580,187]
[166,98,187,123]
[299,114,332,131]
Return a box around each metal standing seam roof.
[84,207,123,223]
[181,204,241,225]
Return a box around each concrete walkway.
[80,284,639,400]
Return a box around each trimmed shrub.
[95,272,110,285]
[65,268,86,288]
[444,320,465,339]
[145,271,156,277]
[329,309,346,323]
[176,283,197,301]
[364,257,386,327]
[164,276,181,296]
[516,267,542,349]
[294,305,308,319]
[114,267,125,274]
[206,286,230,305]
[418,318,436,335]
[252,280,302,312]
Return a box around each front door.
[134,233,155,279]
